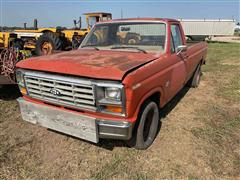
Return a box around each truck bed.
[187,40,207,51]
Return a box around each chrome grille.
[24,71,96,111]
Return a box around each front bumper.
[17,98,133,143]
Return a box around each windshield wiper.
[81,45,99,51]
[111,46,147,53]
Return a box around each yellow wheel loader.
[0,12,112,85]
[0,12,112,55]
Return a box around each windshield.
[80,22,166,53]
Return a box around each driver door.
[167,24,188,98]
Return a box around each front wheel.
[128,101,160,150]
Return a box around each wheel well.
[132,91,161,135]
[147,92,160,106]
[200,58,205,65]
[139,92,160,113]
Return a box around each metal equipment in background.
[0,12,112,56]
[0,48,31,84]
[179,19,236,41]
[0,12,112,85]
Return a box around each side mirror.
[176,45,187,55]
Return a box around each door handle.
[181,55,188,61]
[178,53,188,61]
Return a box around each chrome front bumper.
[17,98,133,143]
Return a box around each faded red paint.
[17,49,158,80]
[16,18,208,124]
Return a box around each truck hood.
[17,49,159,80]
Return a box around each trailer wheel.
[35,32,63,56]
[127,100,160,150]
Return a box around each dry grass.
[0,42,239,179]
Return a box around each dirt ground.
[0,43,240,179]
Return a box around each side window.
[171,24,183,50]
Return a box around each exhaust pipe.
[79,17,82,29]
[33,19,38,30]
[24,22,27,29]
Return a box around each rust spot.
[83,55,129,67]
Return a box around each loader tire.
[35,32,63,56]
[125,33,140,45]
[12,39,24,50]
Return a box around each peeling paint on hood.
[16,49,160,80]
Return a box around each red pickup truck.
[16,18,207,149]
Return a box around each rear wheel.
[127,101,160,150]
[189,64,202,88]
[35,32,63,56]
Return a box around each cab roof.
[83,12,112,16]
[98,18,179,24]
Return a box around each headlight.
[95,83,125,116]
[16,70,24,86]
[105,87,121,100]
[16,69,27,95]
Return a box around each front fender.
[126,86,165,123]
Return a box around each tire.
[78,34,87,46]
[125,33,140,45]
[127,101,160,150]
[189,64,202,88]
[12,39,24,50]
[35,32,63,56]
[72,34,86,49]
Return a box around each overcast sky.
[1,0,239,28]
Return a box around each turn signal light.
[105,105,122,113]
[20,87,27,95]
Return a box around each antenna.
[33,19,38,30]
[121,9,123,19]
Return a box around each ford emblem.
[50,88,62,96]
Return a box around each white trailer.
[179,19,235,40]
